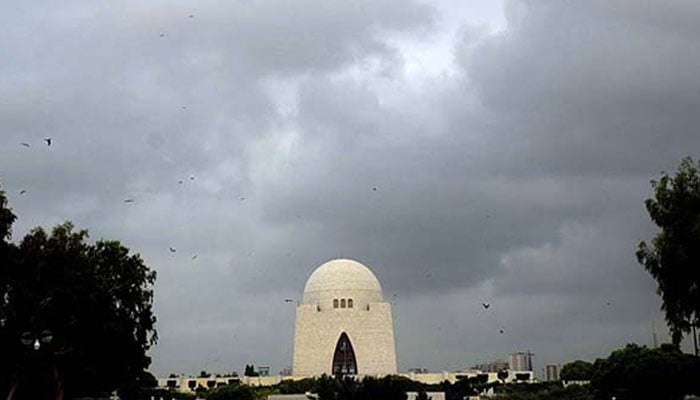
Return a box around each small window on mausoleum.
[348,299,353,308]
[341,299,346,308]
[333,299,339,308]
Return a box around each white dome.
[302,259,383,305]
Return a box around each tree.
[0,187,157,400]
[590,343,700,400]
[637,156,700,350]
[560,360,593,381]
[244,364,259,377]
[0,184,15,241]
[416,388,431,400]
[207,384,255,400]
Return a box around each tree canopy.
[560,360,593,381]
[0,184,157,400]
[590,343,700,400]
[637,156,700,346]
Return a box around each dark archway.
[332,332,357,375]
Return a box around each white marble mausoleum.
[292,259,397,376]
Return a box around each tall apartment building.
[545,364,559,381]
[509,351,534,372]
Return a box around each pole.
[693,323,698,357]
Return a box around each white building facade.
[292,259,397,376]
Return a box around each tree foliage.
[207,384,255,400]
[279,378,316,394]
[494,383,592,400]
[0,184,157,399]
[560,360,593,381]
[590,343,700,400]
[314,375,412,400]
[637,156,700,344]
[244,364,259,377]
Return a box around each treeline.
[140,343,700,400]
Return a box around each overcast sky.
[2,0,699,377]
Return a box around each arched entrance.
[332,332,357,375]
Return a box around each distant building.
[545,364,559,381]
[509,351,534,372]
[474,359,509,372]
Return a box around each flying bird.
[21,142,30,147]
[189,14,194,18]
[169,247,176,253]
[284,299,294,303]
[160,33,165,37]
[124,199,135,203]
[372,187,377,191]
[44,137,51,146]
[482,302,491,309]
[499,329,504,334]
[189,176,194,180]
[19,190,26,195]
[178,180,184,184]
[240,196,246,201]
[192,255,197,260]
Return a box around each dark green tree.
[637,156,700,349]
[244,364,259,377]
[0,187,157,400]
[357,376,407,400]
[560,360,593,381]
[0,184,15,241]
[207,384,255,400]
[416,388,431,400]
[497,370,509,383]
[315,374,344,400]
[590,343,700,400]
[279,378,316,394]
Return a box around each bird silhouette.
[482,303,491,309]
[19,190,26,195]
[189,14,194,18]
[169,247,176,253]
[178,180,184,184]
[21,142,30,147]
[499,329,504,334]
[44,137,52,146]
[189,176,194,180]
[192,255,197,260]
[124,199,135,203]
[160,33,165,38]
[372,187,377,191]
[284,299,294,303]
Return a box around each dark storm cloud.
[1,0,698,376]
